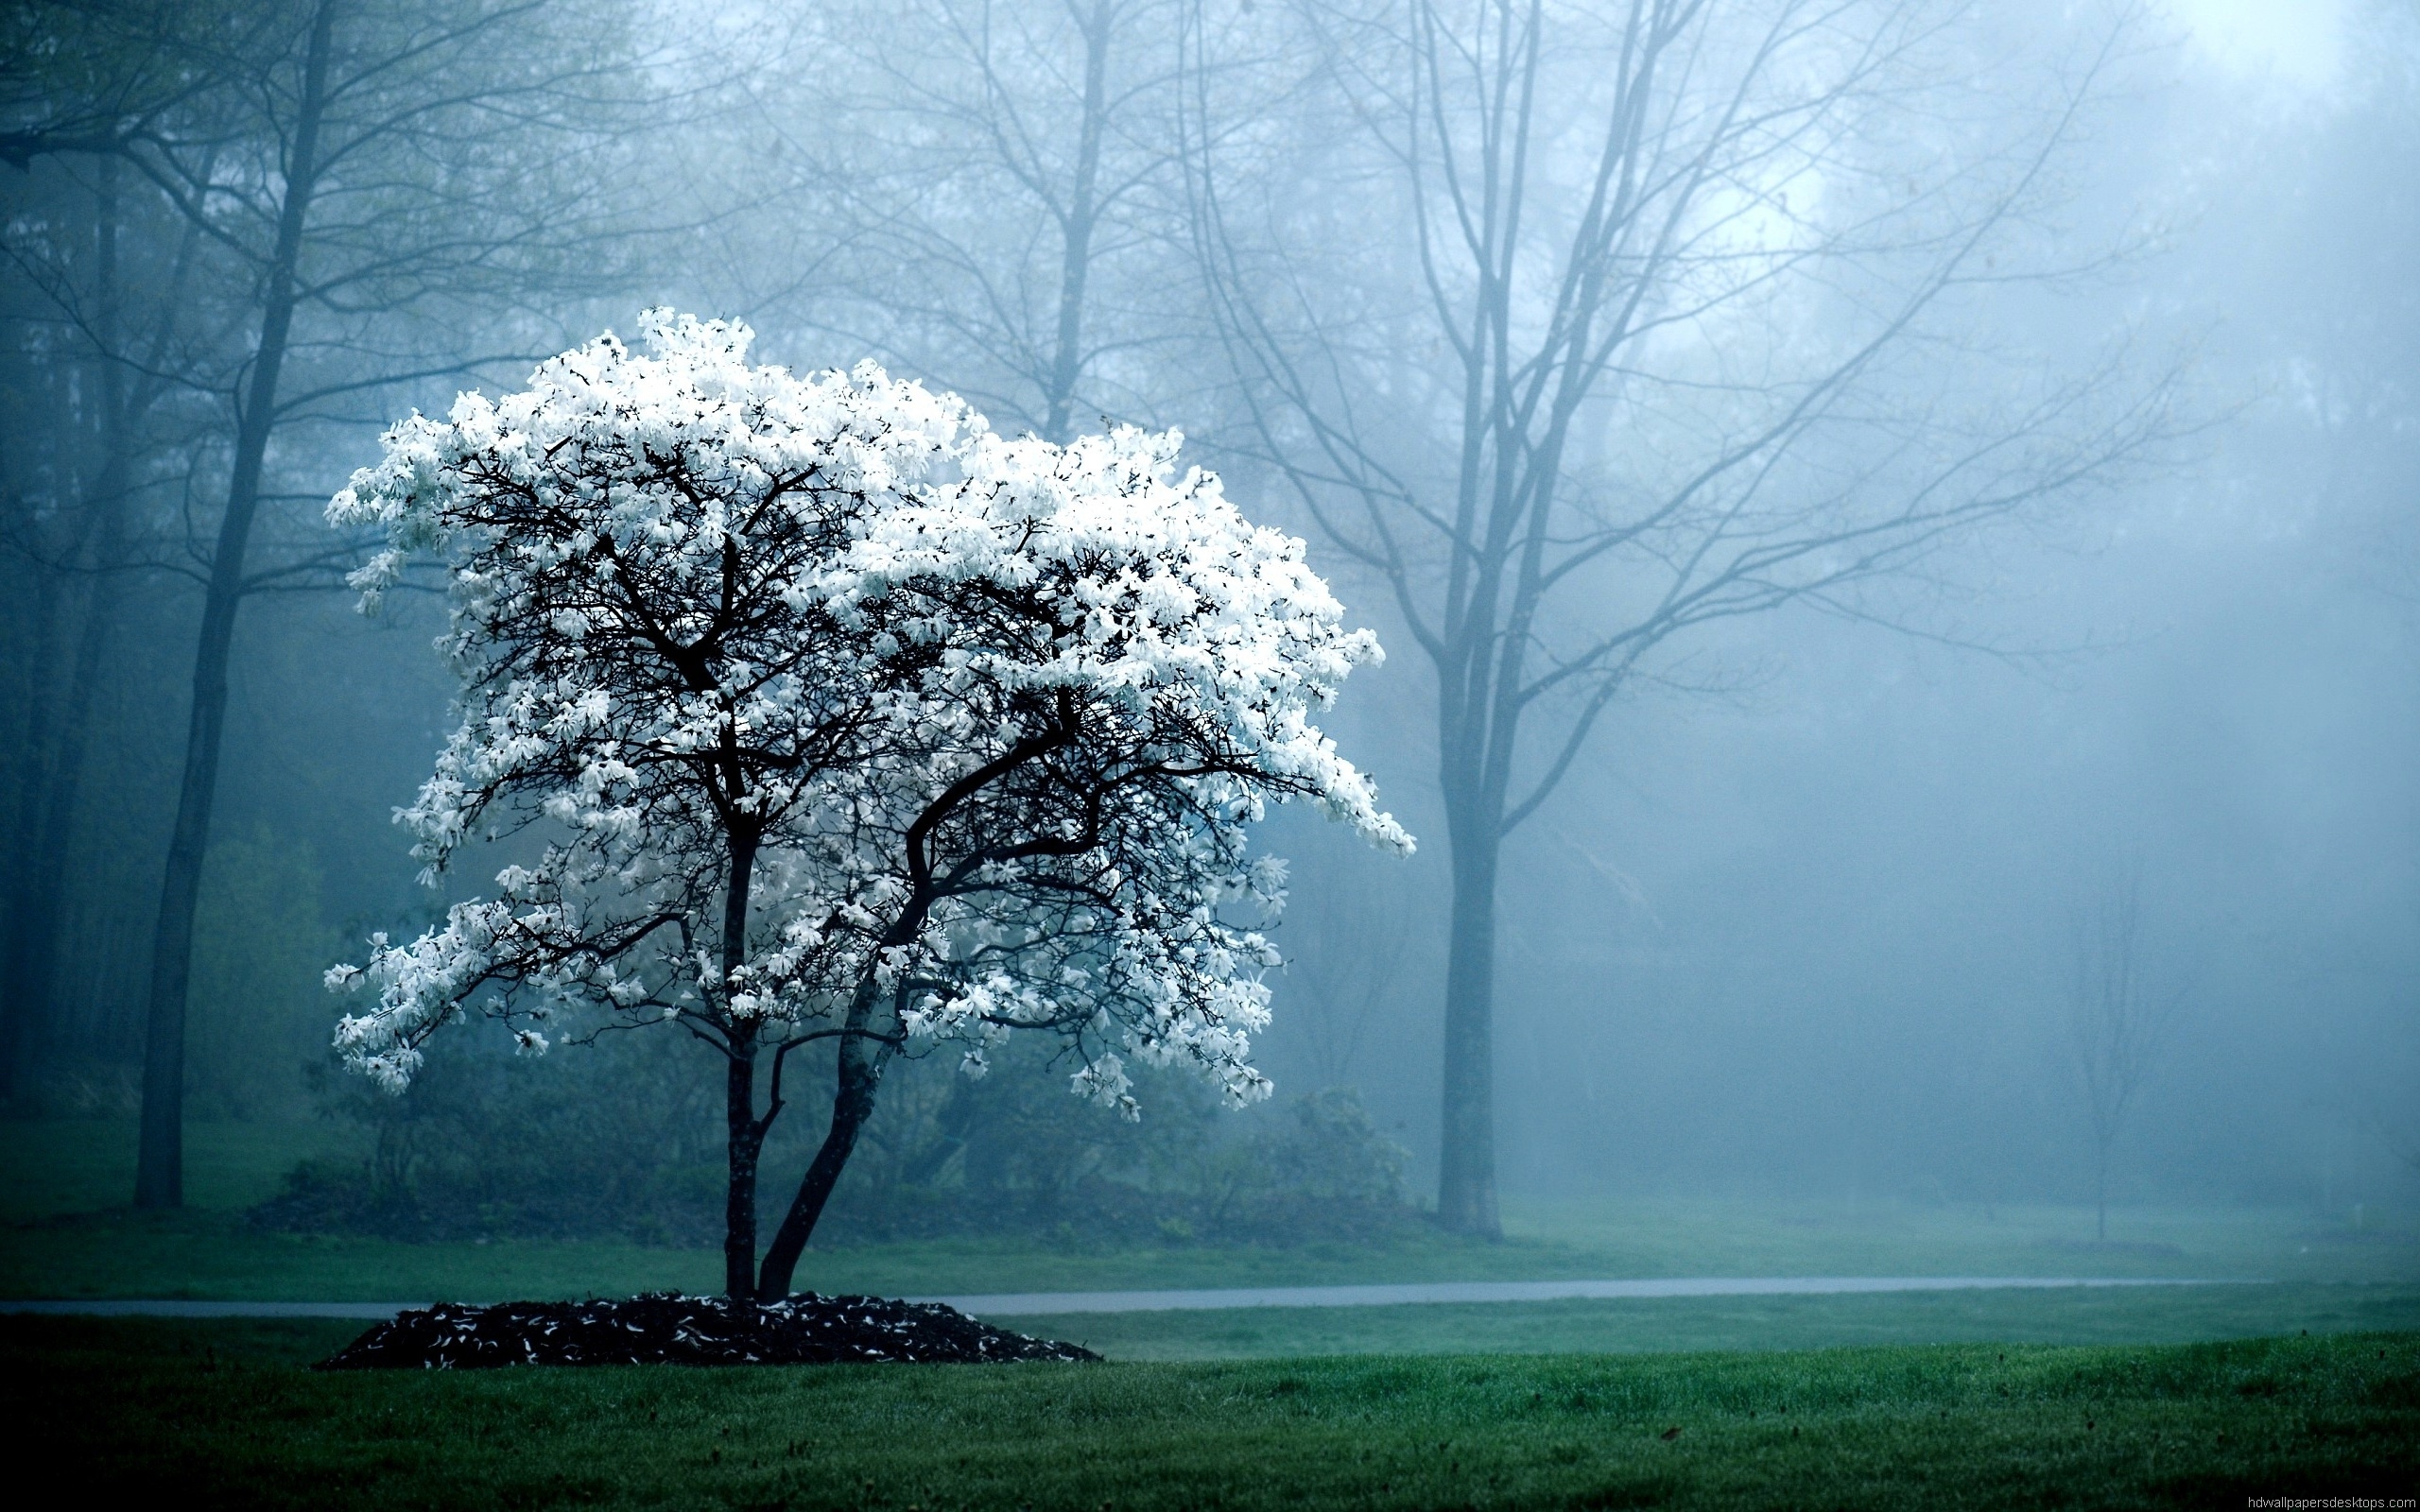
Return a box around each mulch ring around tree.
[317,1292,1101,1369]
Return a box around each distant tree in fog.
[2066,869,2180,1242]
[1186,0,2184,1234]
[756,0,1199,441]
[0,148,210,1098]
[713,0,1301,454]
[326,314,1406,1298]
[2254,3,2420,609]
[1,0,654,1206]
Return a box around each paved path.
[921,1276,2238,1316]
[0,1276,2240,1321]
[1,1299,424,1318]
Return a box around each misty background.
[1,0,2411,1238]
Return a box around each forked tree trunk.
[755,976,892,1300]
[135,0,336,1209]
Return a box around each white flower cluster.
[326,311,1408,1113]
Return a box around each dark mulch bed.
[317,1292,1099,1369]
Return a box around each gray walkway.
[1,1299,423,1318]
[0,1275,2239,1321]
[922,1276,2235,1316]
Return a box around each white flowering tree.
[325,313,1408,1298]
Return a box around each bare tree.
[735,0,1270,440]
[6,0,656,1205]
[1186,0,2182,1232]
[0,146,215,1097]
[2066,868,2180,1242]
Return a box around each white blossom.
[327,310,1407,1131]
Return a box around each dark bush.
[253,1025,1418,1247]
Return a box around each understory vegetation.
[6,1320,2411,1509]
[248,1029,1418,1249]
[6,1112,2413,1310]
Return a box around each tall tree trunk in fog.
[1436,793,1503,1229]
[2067,870,2177,1246]
[0,544,68,1095]
[1191,0,2175,1234]
[10,156,146,1097]
[1038,0,1114,443]
[135,0,335,1209]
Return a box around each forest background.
[0,0,2412,1250]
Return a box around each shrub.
[254,1027,1416,1246]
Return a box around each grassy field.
[9,1115,2420,1364]
[1036,1284,2420,1361]
[12,1120,2416,1503]
[7,1316,2412,1509]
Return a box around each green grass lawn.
[1037,1283,2420,1361]
[1504,1194,2420,1286]
[9,1115,2419,1368]
[7,1317,2412,1509]
[13,1119,2417,1503]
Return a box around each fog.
[2,0,2411,1251]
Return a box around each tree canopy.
[325,311,1407,1294]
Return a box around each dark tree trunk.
[14,468,123,1101]
[723,1033,762,1297]
[755,976,892,1300]
[19,476,125,1089]
[11,157,131,1099]
[135,0,335,1209]
[1435,794,1502,1237]
[0,560,67,1096]
[720,830,764,1299]
[1431,581,1523,1238]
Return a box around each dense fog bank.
[2,0,2411,1238]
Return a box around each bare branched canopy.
[1187,0,2185,1230]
